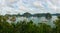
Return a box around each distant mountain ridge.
[4,12,60,17]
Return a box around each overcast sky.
[0,0,60,15]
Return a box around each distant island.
[2,12,60,17]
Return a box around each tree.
[38,23,52,33]
[57,16,60,19]
[10,16,16,22]
[0,16,3,22]
[54,16,60,33]
[25,20,37,33]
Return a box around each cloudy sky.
[0,0,60,15]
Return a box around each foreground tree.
[54,16,60,33]
[10,16,16,22]
[38,23,52,33]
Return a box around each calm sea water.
[8,16,57,27]
[16,16,57,22]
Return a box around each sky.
[0,0,60,15]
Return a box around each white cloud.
[33,1,45,8]
[0,0,60,15]
[46,0,57,10]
